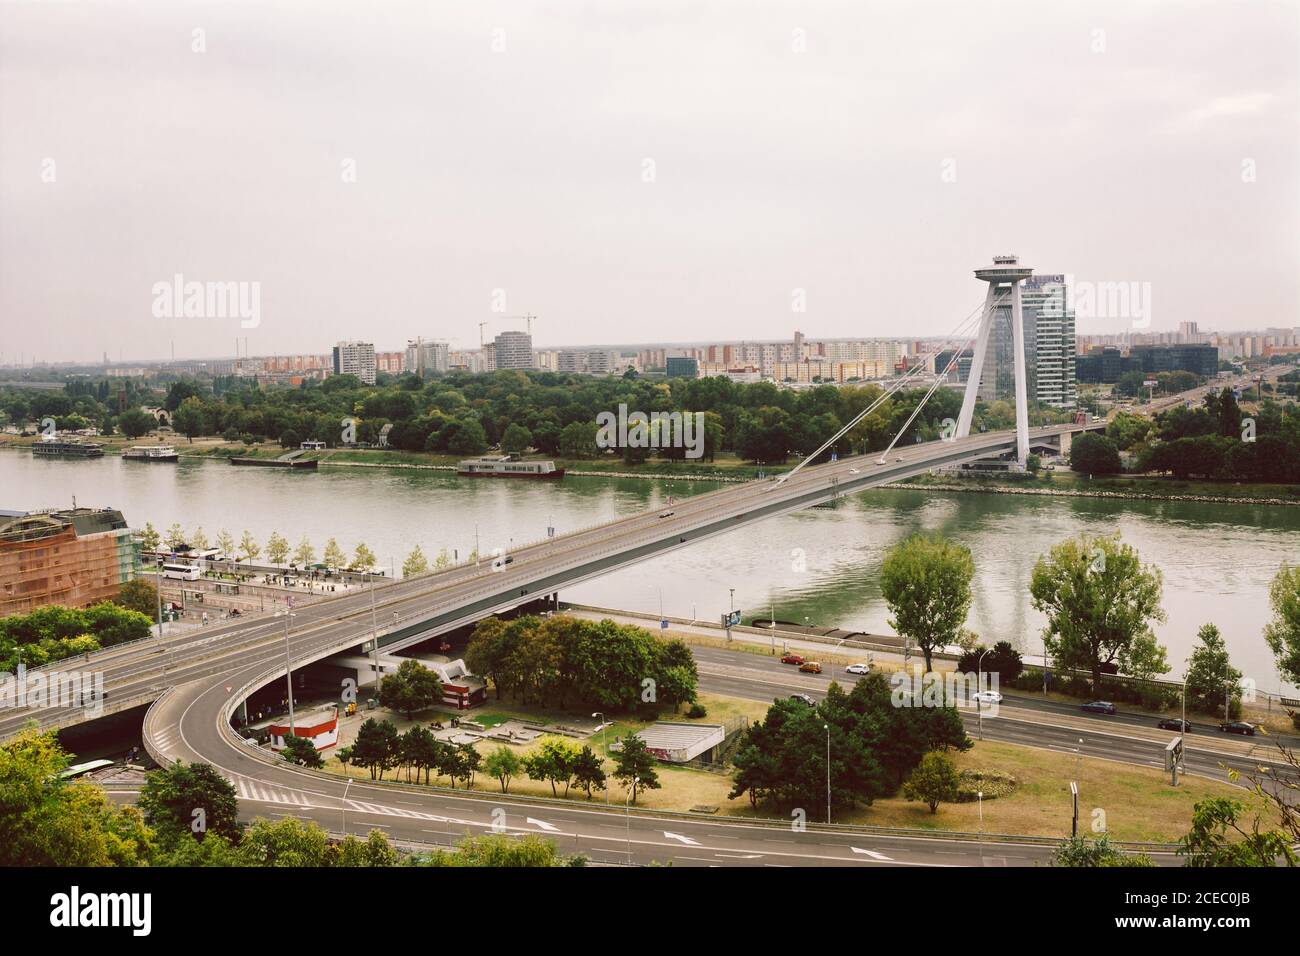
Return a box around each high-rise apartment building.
[405,338,450,377]
[331,340,377,384]
[492,331,533,370]
[976,274,1076,408]
[1021,275,1077,408]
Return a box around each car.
[658,510,675,518]
[971,690,1002,704]
[1218,721,1256,736]
[895,456,904,462]
[1081,700,1117,715]
[1157,718,1191,732]
[799,661,822,674]
[780,653,806,666]
[848,468,860,474]
[845,663,871,675]
[789,693,816,707]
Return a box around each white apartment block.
[331,340,377,384]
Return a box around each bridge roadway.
[1,421,1095,741]
[19,421,1213,867]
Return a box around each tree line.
[1,368,1073,464]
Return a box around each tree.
[216,529,235,562]
[902,751,960,814]
[137,760,241,845]
[1051,835,1152,867]
[1264,563,1300,687]
[139,522,161,553]
[446,418,488,455]
[570,746,607,799]
[1120,632,1171,684]
[190,526,209,552]
[880,534,975,672]
[1185,624,1242,718]
[403,545,429,577]
[1177,797,1296,867]
[351,719,401,780]
[281,734,324,768]
[1029,533,1165,695]
[116,578,158,616]
[378,659,443,719]
[353,542,377,571]
[1069,432,1122,475]
[293,535,316,567]
[558,420,600,459]
[484,746,523,793]
[524,737,581,797]
[266,531,290,565]
[239,530,260,564]
[956,640,1023,683]
[413,833,577,867]
[118,408,155,438]
[164,522,186,551]
[612,734,661,803]
[0,729,155,866]
[171,396,207,443]
[323,538,346,570]
[500,423,533,454]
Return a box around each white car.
[971,691,1003,705]
[845,663,871,675]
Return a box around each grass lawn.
[828,739,1249,843]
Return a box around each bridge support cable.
[775,297,991,486]
[875,292,1010,464]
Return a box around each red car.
[780,653,806,666]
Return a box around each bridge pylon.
[955,254,1033,466]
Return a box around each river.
[3,449,1297,695]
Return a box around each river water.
[3,450,1297,695]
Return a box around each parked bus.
[161,563,200,581]
[58,759,114,780]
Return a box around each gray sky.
[2,0,1297,363]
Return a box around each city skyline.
[3,1,1297,364]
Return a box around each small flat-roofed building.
[621,721,727,763]
[267,705,340,752]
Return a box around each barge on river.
[456,455,564,479]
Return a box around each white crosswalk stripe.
[230,778,477,825]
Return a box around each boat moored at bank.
[123,444,179,462]
[456,455,565,479]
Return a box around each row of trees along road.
[881,529,1300,717]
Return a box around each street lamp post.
[626,776,639,865]
[824,723,831,824]
[279,610,296,736]
[976,647,991,741]
[154,557,165,640]
[341,777,352,838]
[592,712,609,806]
[978,790,984,865]
[769,603,776,655]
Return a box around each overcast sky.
[2,0,1297,363]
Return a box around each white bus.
[161,563,201,581]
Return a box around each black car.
[1081,700,1117,715]
[1218,721,1256,736]
[1157,718,1191,732]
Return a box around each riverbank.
[7,436,1298,502]
[896,471,1300,506]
